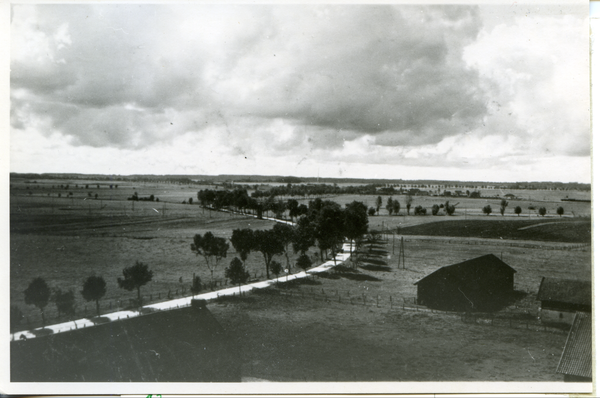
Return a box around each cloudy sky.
[9,2,590,183]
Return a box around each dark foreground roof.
[414,254,516,286]
[537,277,591,307]
[11,300,240,382]
[556,312,592,379]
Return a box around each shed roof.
[556,312,592,379]
[536,277,591,307]
[414,254,516,286]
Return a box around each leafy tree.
[225,257,250,294]
[270,260,283,280]
[375,196,383,215]
[500,199,509,216]
[405,194,413,215]
[368,207,376,216]
[117,261,154,307]
[53,288,76,318]
[287,199,300,221]
[444,201,456,216]
[414,205,427,215]
[483,205,492,216]
[557,206,564,217]
[24,277,51,325]
[296,253,312,271]
[273,223,295,272]
[81,275,107,316]
[11,305,24,333]
[315,202,345,263]
[191,232,229,287]
[230,228,255,264]
[292,215,316,255]
[386,197,394,215]
[190,275,202,295]
[254,229,284,279]
[539,207,547,217]
[432,204,440,215]
[514,206,522,217]
[343,201,369,260]
[392,200,401,215]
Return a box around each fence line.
[375,231,590,251]
[257,286,564,334]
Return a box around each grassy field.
[9,178,592,382]
[207,231,590,382]
[393,219,591,243]
[210,292,567,382]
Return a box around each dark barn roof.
[11,299,241,382]
[556,312,592,379]
[414,254,516,286]
[537,277,591,307]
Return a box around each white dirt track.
[11,240,354,341]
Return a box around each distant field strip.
[389,234,590,251]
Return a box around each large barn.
[537,277,592,325]
[11,299,241,382]
[414,254,516,312]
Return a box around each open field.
[10,179,592,382]
[210,292,567,382]
[207,230,590,382]
[393,219,591,243]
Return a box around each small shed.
[414,254,516,312]
[556,312,592,382]
[537,277,591,324]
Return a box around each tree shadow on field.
[361,257,388,266]
[215,294,256,304]
[366,248,388,257]
[359,264,392,272]
[30,328,54,337]
[328,265,382,282]
[86,316,111,325]
[280,278,322,288]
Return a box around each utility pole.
[397,236,405,269]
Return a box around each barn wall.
[540,308,577,325]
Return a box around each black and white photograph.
[4,0,593,395]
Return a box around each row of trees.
[14,262,154,329]
[191,198,370,286]
[198,188,313,221]
[483,204,564,217]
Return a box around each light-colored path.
[11,241,353,341]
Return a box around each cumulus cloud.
[11,4,487,150]
[9,3,590,182]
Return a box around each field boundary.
[376,232,590,251]
[262,286,567,335]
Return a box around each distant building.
[11,299,241,382]
[504,193,517,199]
[414,254,516,312]
[556,312,592,382]
[537,277,591,325]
